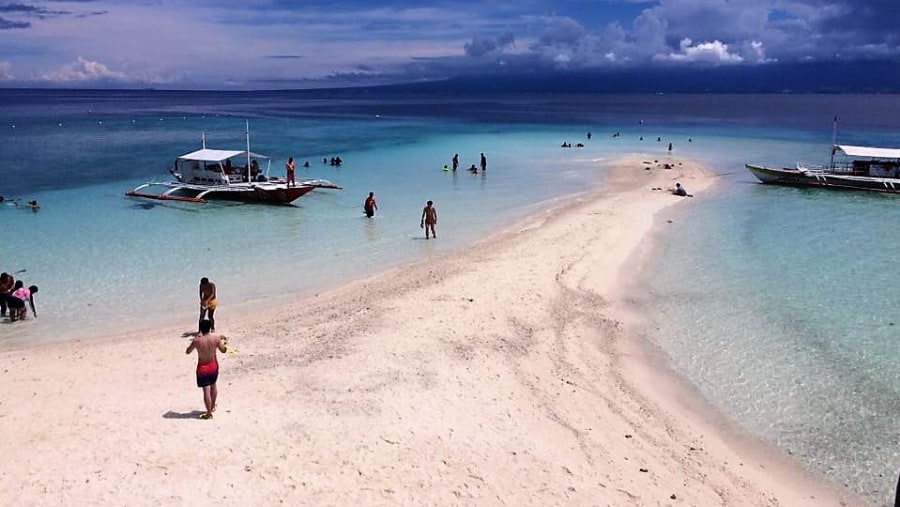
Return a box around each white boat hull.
[745,164,900,193]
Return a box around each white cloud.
[0,61,13,81]
[654,38,744,64]
[39,57,127,82]
[744,40,776,63]
[553,53,571,65]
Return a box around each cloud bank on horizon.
[0,0,897,89]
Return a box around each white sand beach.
[0,156,854,505]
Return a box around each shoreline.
[0,155,855,505]
[612,170,858,505]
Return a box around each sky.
[0,0,898,90]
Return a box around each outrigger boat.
[126,123,340,205]
[746,145,900,194]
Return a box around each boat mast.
[830,115,838,169]
[246,120,251,182]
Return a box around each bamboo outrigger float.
[126,122,340,205]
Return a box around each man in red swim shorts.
[186,319,227,419]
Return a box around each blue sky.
[0,0,897,89]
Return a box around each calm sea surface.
[1,89,898,504]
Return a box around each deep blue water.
[1,89,899,505]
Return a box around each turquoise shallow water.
[3,106,670,346]
[2,90,899,505]
[643,162,900,504]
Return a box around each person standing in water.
[420,200,437,239]
[199,277,217,332]
[480,152,487,172]
[452,153,459,171]
[0,272,13,318]
[6,281,37,322]
[364,191,378,218]
[186,319,227,419]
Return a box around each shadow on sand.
[162,410,207,420]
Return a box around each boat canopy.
[834,145,900,160]
[178,148,270,163]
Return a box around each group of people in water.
[442,152,488,174]
[361,191,438,240]
[363,152,486,239]
[1,199,41,322]
[0,272,38,322]
[0,196,40,211]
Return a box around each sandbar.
[0,156,854,505]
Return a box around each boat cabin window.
[869,162,898,178]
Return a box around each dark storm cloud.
[0,2,71,20]
[636,0,900,63]
[800,0,900,56]
[536,17,585,47]
[0,3,46,14]
[464,32,515,57]
[74,10,107,18]
[0,15,29,28]
[0,1,108,22]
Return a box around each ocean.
[1,89,898,504]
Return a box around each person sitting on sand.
[673,183,691,197]
[186,319,227,419]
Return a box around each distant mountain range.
[372,60,900,94]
